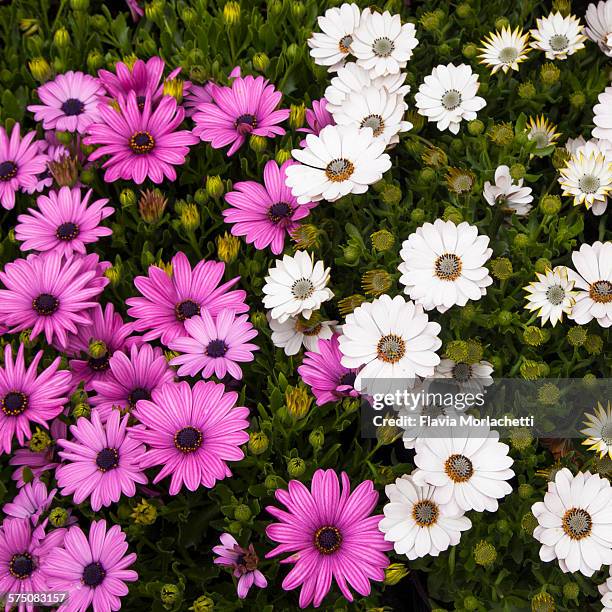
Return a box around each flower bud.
[419,10,444,32]
[249,134,267,152]
[552,0,571,16]
[443,205,463,224]
[291,1,305,19]
[223,1,241,26]
[540,62,560,87]
[487,122,514,147]
[190,596,214,612]
[248,431,268,455]
[29,57,52,82]
[584,334,603,355]
[206,175,224,199]
[338,294,365,315]
[343,242,361,263]
[131,499,158,525]
[494,17,510,29]
[422,145,447,168]
[49,507,69,527]
[234,503,252,521]
[569,92,585,110]
[521,512,538,533]
[523,326,548,346]
[518,81,536,99]
[563,582,579,600]
[462,42,478,59]
[160,584,180,607]
[464,595,480,611]
[275,149,292,165]
[29,428,52,452]
[286,43,299,61]
[380,184,402,206]
[419,168,436,183]
[264,474,283,490]
[181,7,196,24]
[567,326,587,347]
[308,428,324,450]
[497,310,513,326]
[490,257,513,280]
[119,188,136,208]
[139,189,167,223]
[53,27,70,48]
[70,0,90,9]
[518,483,534,498]
[384,563,409,586]
[473,540,497,566]
[216,232,240,263]
[410,208,425,223]
[513,233,530,249]
[534,257,551,274]
[145,0,164,21]
[509,163,526,180]
[252,52,270,72]
[287,457,306,478]
[362,269,392,297]
[370,229,395,251]
[163,78,184,103]
[531,592,555,612]
[285,384,312,419]
[467,119,484,136]
[455,3,471,18]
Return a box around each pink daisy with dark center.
[130,380,250,495]
[298,98,335,145]
[3,479,56,525]
[84,91,198,184]
[126,251,248,345]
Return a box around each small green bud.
[120,188,136,208]
[287,457,306,478]
[234,504,252,522]
[518,81,536,99]
[370,229,395,251]
[29,58,52,82]
[291,1,305,19]
[53,27,70,48]
[223,1,241,25]
[464,595,480,610]
[343,243,361,263]
[420,10,444,32]
[473,540,497,566]
[383,563,409,586]
[521,511,538,533]
[73,401,91,418]
[531,592,555,612]
[160,584,180,607]
[497,310,513,326]
[194,188,208,205]
[523,326,548,346]
[513,233,530,249]
[445,340,470,363]
[490,257,513,280]
[539,194,561,215]
[563,582,579,600]
[381,184,401,206]
[538,382,560,406]
[249,134,267,152]
[584,334,603,355]
[455,3,471,18]
[206,175,224,199]
[569,92,585,110]
[442,205,463,224]
[419,168,437,183]
[462,42,478,59]
[467,119,484,136]
[190,596,214,612]
[275,149,292,164]
[488,122,514,147]
[286,43,299,61]
[495,17,510,29]
[248,432,269,455]
[410,208,425,223]
[86,50,104,73]
[252,52,270,73]
[518,483,534,498]
[29,428,52,452]
[308,427,325,450]
[49,507,69,527]
[264,474,283,490]
[438,43,452,57]
[567,326,587,347]
[131,499,157,525]
[534,258,552,274]
[510,163,526,180]
[70,0,90,10]
[540,62,560,86]
[181,7,196,24]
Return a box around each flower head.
[3,479,56,525]
[297,99,335,145]
[484,165,534,215]
[582,402,612,458]
[478,26,531,73]
[527,115,560,150]
[585,0,612,56]
[530,12,587,59]
[269,314,336,357]
[593,86,612,142]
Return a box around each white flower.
[351,9,419,78]
[593,87,612,143]
[262,251,334,324]
[285,124,391,204]
[585,0,612,57]
[532,468,612,577]
[526,115,560,150]
[379,473,472,560]
[331,86,412,145]
[581,402,612,458]
[413,427,514,513]
[567,241,612,328]
[530,12,587,59]
[338,294,442,392]
[524,266,576,327]
[268,314,336,356]
[559,150,612,214]
[307,3,362,72]
[398,219,493,313]
[599,568,612,610]
[483,165,534,216]
[415,63,486,134]
[565,135,587,155]
[434,358,494,395]
[478,26,531,73]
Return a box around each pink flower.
[3,479,56,525]
[223,160,316,255]
[183,82,217,117]
[125,0,144,20]
[192,73,289,155]
[298,98,335,145]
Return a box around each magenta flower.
[130,380,250,495]
[28,71,106,134]
[3,479,56,525]
[56,410,147,511]
[125,0,144,21]
[213,533,268,599]
[297,334,359,406]
[127,251,248,345]
[0,123,49,210]
[298,98,335,145]
[90,343,175,422]
[192,73,289,155]
[169,309,258,379]
[84,92,198,184]
[223,160,315,255]
[0,343,72,455]
[0,252,107,348]
[266,469,391,608]
[184,82,216,117]
[15,186,113,256]
[0,518,66,611]
[46,519,137,612]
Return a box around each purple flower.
[125,0,144,20]
[15,187,113,256]
[130,380,250,495]
[126,251,248,345]
[297,334,359,406]
[0,343,72,454]
[90,343,175,422]
[223,160,316,255]
[45,519,138,612]
[266,469,391,608]
[84,92,198,184]
[3,479,56,525]
[298,98,335,145]
[28,71,106,134]
[184,82,217,117]
[0,252,108,348]
[192,72,289,155]
[213,533,268,599]
[0,123,48,210]
[56,410,147,511]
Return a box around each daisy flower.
[183,82,216,117]
[586,0,612,56]
[262,251,333,324]
[379,474,472,560]
[307,3,362,72]
[478,26,531,73]
[265,469,391,608]
[90,343,175,422]
[213,533,268,599]
[582,402,612,458]
[192,73,289,156]
[3,479,56,525]
[46,520,138,612]
[297,98,335,144]
[398,219,493,313]
[593,86,612,142]
[15,187,113,256]
[526,115,560,151]
[532,468,612,576]
[567,241,612,327]
[56,410,146,511]
[127,251,247,345]
[223,160,316,255]
[483,164,534,215]
[434,358,494,395]
[168,309,258,379]
[298,334,359,405]
[559,150,612,214]
[524,266,576,327]
[339,294,442,392]
[28,71,105,134]
[530,12,587,59]
[351,9,419,78]
[413,427,515,512]
[130,380,250,495]
[415,63,486,134]
[84,92,197,184]
[269,314,336,356]
[0,123,49,210]
[285,124,392,204]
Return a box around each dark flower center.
[562,507,592,540]
[235,113,257,135]
[33,293,59,315]
[206,339,228,358]
[435,253,462,281]
[175,299,201,321]
[0,160,18,181]
[88,353,110,372]
[61,98,85,116]
[1,391,29,417]
[96,447,119,472]
[268,202,293,224]
[339,372,356,387]
[136,95,146,110]
[338,34,353,53]
[174,426,203,453]
[9,553,34,579]
[129,131,155,154]
[377,333,406,363]
[56,222,79,241]
[82,561,106,587]
[590,280,612,304]
[314,525,342,554]
[444,453,474,482]
[128,387,151,408]
[412,500,439,527]
[452,362,472,383]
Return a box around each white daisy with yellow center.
[435,358,494,395]
[582,402,612,459]
[530,12,587,60]
[526,115,560,151]
[524,266,576,327]
[478,26,531,73]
